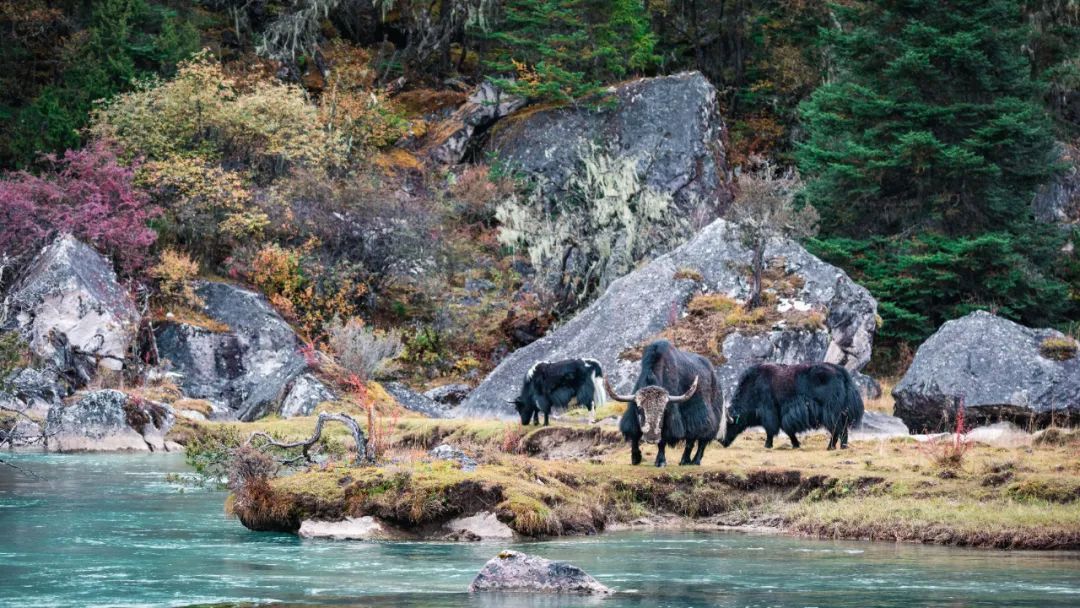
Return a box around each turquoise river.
[1,453,1079,608]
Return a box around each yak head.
[508,393,536,425]
[719,400,753,447]
[606,377,698,443]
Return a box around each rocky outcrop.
[1032,143,1080,225]
[46,390,178,452]
[155,281,328,421]
[444,511,513,540]
[487,72,732,221]
[469,550,613,594]
[425,82,525,164]
[423,383,471,407]
[459,219,877,417]
[893,311,1080,433]
[382,382,450,418]
[279,374,335,418]
[2,235,140,385]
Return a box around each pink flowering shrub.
[0,141,160,275]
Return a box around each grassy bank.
[172,413,1080,550]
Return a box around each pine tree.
[797,0,1058,235]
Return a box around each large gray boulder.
[469,550,612,594]
[2,235,140,384]
[487,72,732,222]
[459,219,878,416]
[893,311,1080,433]
[47,390,177,452]
[154,281,328,421]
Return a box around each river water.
[1,453,1079,608]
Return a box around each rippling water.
[2,453,1079,608]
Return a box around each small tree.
[728,161,818,308]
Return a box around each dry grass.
[188,412,1080,549]
[863,378,896,413]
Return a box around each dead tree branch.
[245,412,370,465]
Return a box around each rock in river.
[893,311,1080,432]
[459,219,878,416]
[46,390,178,453]
[469,550,613,594]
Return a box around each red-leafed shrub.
[0,141,160,275]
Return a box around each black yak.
[608,340,723,467]
[510,358,607,426]
[720,362,864,450]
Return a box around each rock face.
[3,235,140,385]
[459,219,877,417]
[279,374,335,418]
[469,550,613,594]
[425,82,526,164]
[47,390,177,452]
[893,311,1080,433]
[487,72,732,222]
[382,382,450,418]
[1032,143,1080,224]
[423,383,471,406]
[155,281,328,421]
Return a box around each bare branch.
[245,412,370,465]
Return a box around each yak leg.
[786,430,801,449]
[630,438,642,466]
[532,410,540,426]
[840,424,850,449]
[827,429,839,450]
[654,441,667,467]
[679,439,696,465]
[691,440,707,464]
[543,410,550,426]
[764,433,774,449]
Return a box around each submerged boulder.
[3,235,140,385]
[47,389,177,452]
[469,550,612,594]
[893,311,1080,433]
[459,219,877,416]
[154,281,328,421]
[487,72,732,221]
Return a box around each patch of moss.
[1039,336,1078,361]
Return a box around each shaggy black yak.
[608,340,723,467]
[721,362,864,450]
[510,358,607,426]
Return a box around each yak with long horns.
[607,340,724,467]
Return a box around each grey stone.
[383,382,450,418]
[155,281,310,421]
[423,383,471,406]
[459,219,877,417]
[426,82,526,164]
[3,235,140,384]
[297,516,408,541]
[853,411,909,437]
[2,367,64,416]
[893,311,1080,433]
[444,511,513,540]
[1032,142,1080,225]
[429,443,478,472]
[488,72,732,222]
[469,550,613,594]
[47,390,176,453]
[279,374,335,418]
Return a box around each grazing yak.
[510,358,607,426]
[607,340,723,467]
[720,362,864,450]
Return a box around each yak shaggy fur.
[618,340,723,467]
[513,359,606,426]
[722,363,864,450]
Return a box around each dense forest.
[1,0,1078,379]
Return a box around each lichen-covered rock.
[1032,142,1080,225]
[429,443,478,472]
[487,72,732,221]
[425,82,525,164]
[893,311,1080,432]
[3,235,139,384]
[423,383,471,406]
[852,411,909,437]
[469,550,612,594]
[383,382,449,418]
[2,367,64,416]
[444,511,513,540]
[460,219,877,416]
[47,390,177,452]
[154,281,310,421]
[279,374,335,418]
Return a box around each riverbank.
[174,414,1080,551]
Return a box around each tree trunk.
[748,238,765,309]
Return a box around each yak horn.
[604,377,635,403]
[668,377,699,403]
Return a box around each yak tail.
[842,367,865,428]
[586,359,606,423]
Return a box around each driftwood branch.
[245,412,370,465]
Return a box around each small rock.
[429,443,478,472]
[383,382,449,418]
[423,383,471,406]
[298,516,406,541]
[469,550,613,594]
[853,410,909,437]
[444,511,513,540]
